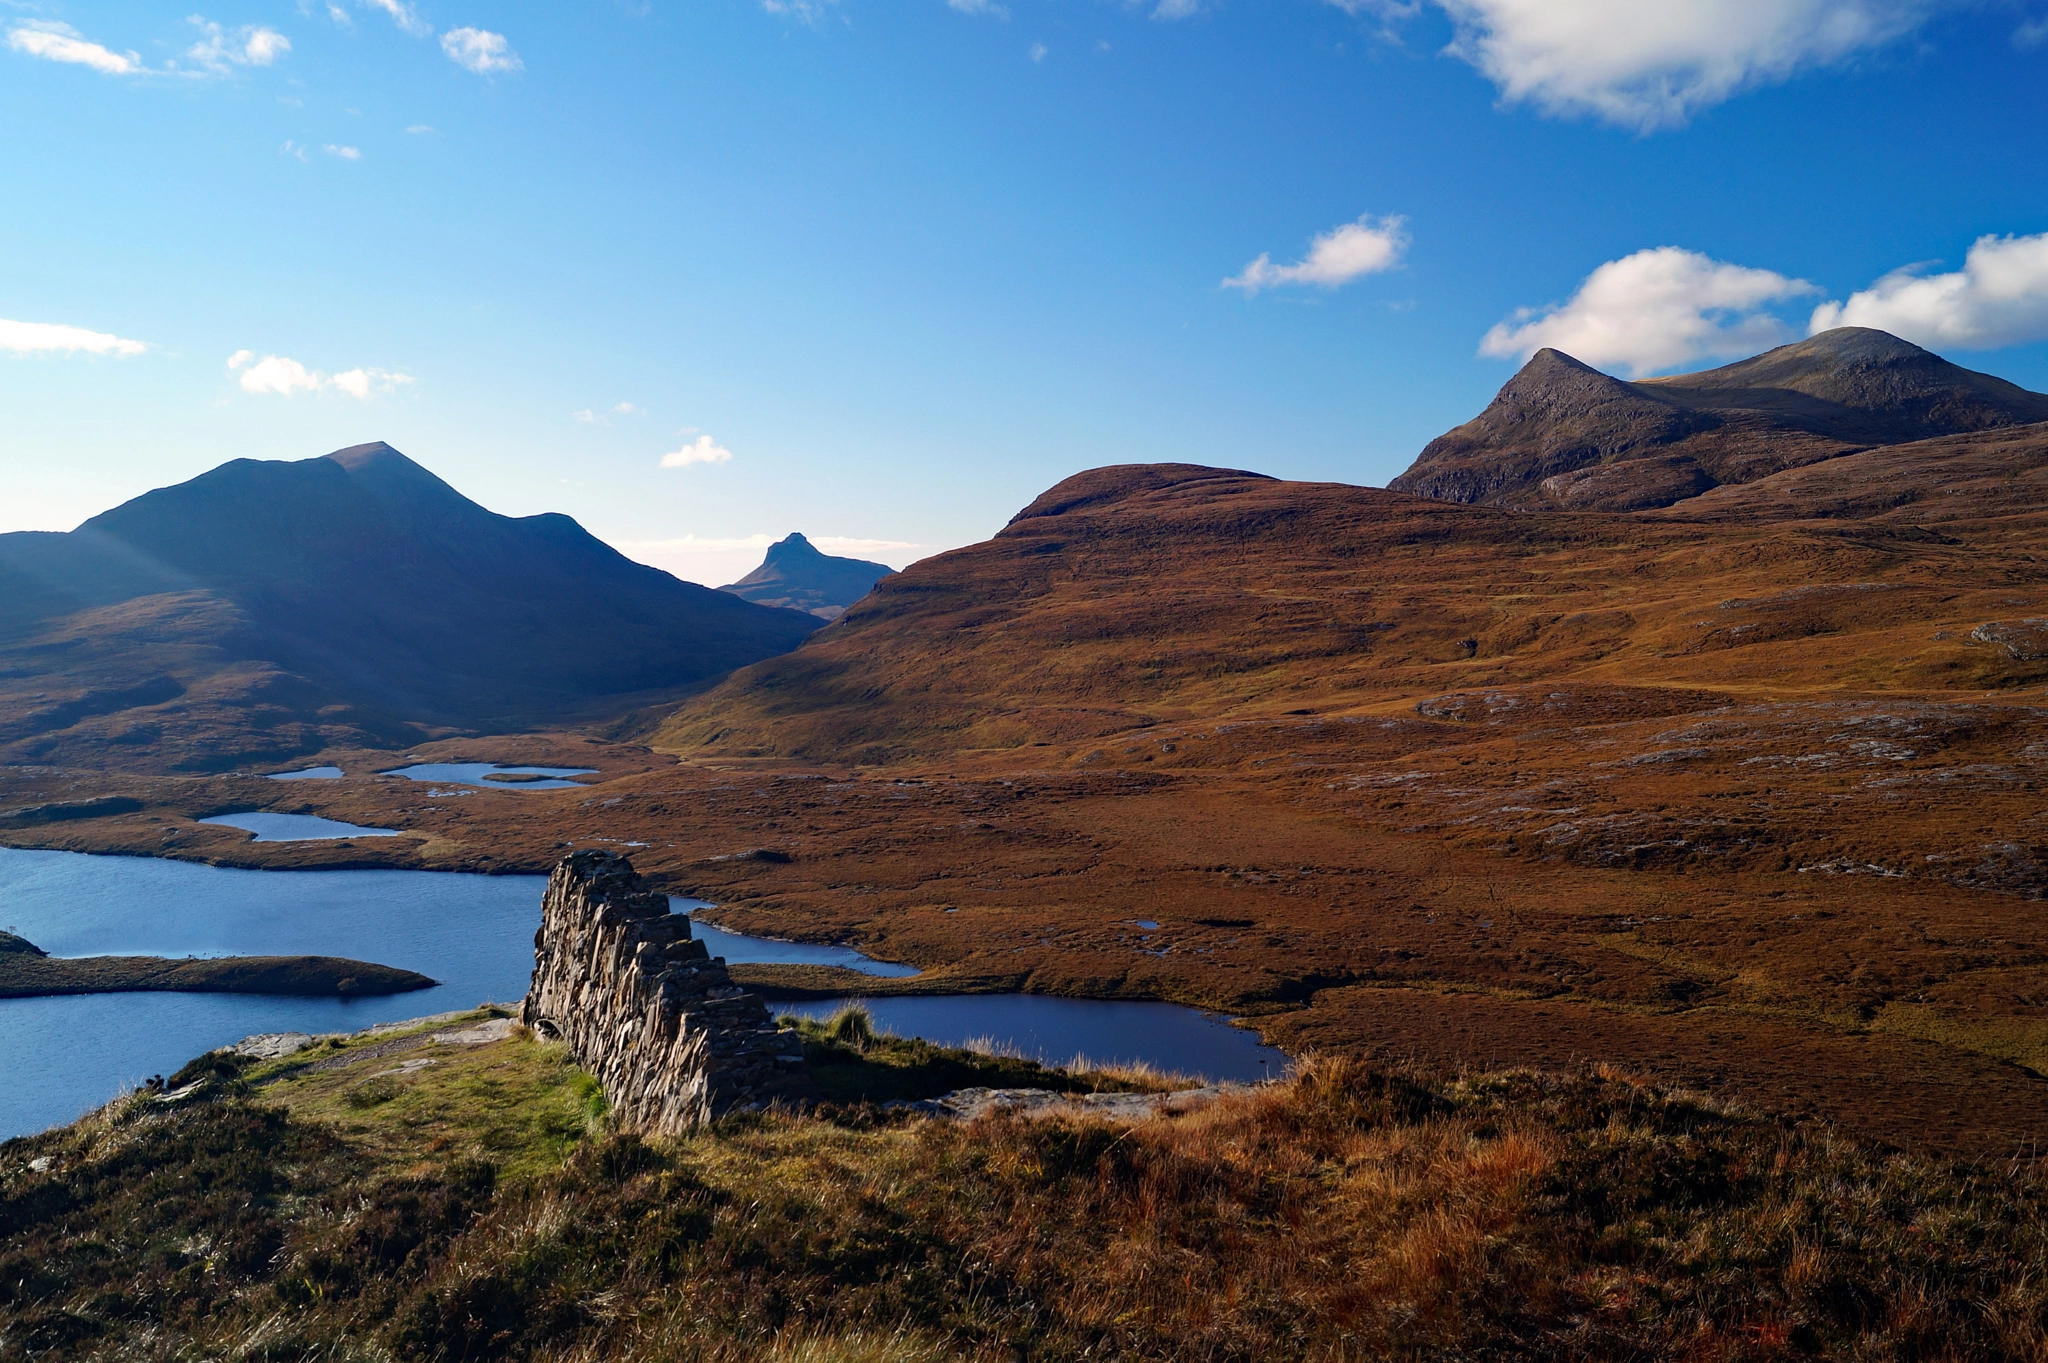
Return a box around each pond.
[199,812,403,842]
[0,849,1286,1139]
[776,996,1284,1083]
[381,763,598,791]
[267,765,344,781]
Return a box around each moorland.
[3,326,2048,1359]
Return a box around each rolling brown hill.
[1390,327,2048,511]
[0,442,819,771]
[620,437,2048,1153]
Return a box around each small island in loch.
[0,931,436,1000]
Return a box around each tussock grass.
[6,1031,2048,1361]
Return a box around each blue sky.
[6,0,2047,584]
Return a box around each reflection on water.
[200,812,402,842]
[778,995,1287,1084]
[266,765,344,780]
[381,763,599,791]
[676,898,920,978]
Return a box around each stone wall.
[522,850,814,1134]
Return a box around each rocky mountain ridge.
[1390,327,2048,510]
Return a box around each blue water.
[778,995,1285,1084]
[0,849,544,1138]
[381,763,598,791]
[267,766,344,781]
[680,901,921,978]
[200,812,402,842]
[0,849,1286,1138]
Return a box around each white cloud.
[660,435,734,468]
[1225,214,1409,293]
[324,144,362,159]
[2018,16,2048,47]
[7,20,143,75]
[227,350,414,398]
[361,0,431,38]
[1810,232,2048,351]
[281,139,309,160]
[1153,0,1201,16]
[611,401,643,416]
[1028,40,1047,59]
[187,20,290,71]
[573,408,599,424]
[947,0,1008,14]
[405,123,434,134]
[441,27,521,73]
[0,318,148,357]
[1332,0,1940,131]
[1480,246,1819,377]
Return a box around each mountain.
[719,533,894,620]
[1390,327,2048,511]
[0,442,820,770]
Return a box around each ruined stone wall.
[522,850,814,1134]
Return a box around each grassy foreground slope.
[6,1013,2048,1361]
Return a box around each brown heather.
[5,1021,2048,1361]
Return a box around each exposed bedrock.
[522,849,814,1134]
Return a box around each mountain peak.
[763,533,825,567]
[1392,328,2048,511]
[723,533,894,620]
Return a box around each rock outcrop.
[522,850,814,1134]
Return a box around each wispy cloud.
[1153,0,1201,17]
[763,0,838,25]
[947,0,1009,14]
[324,143,361,159]
[574,402,646,425]
[361,0,432,38]
[1480,246,1817,376]
[442,26,521,73]
[405,123,434,134]
[1811,231,2048,351]
[7,20,143,75]
[660,434,734,468]
[1029,40,1047,59]
[227,350,414,398]
[2015,14,2048,47]
[186,20,290,72]
[1226,214,1409,293]
[1,318,148,356]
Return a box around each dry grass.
[8,1031,2048,1362]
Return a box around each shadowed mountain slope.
[719,533,895,620]
[1391,328,2048,511]
[0,442,819,770]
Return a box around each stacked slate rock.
[522,850,815,1134]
